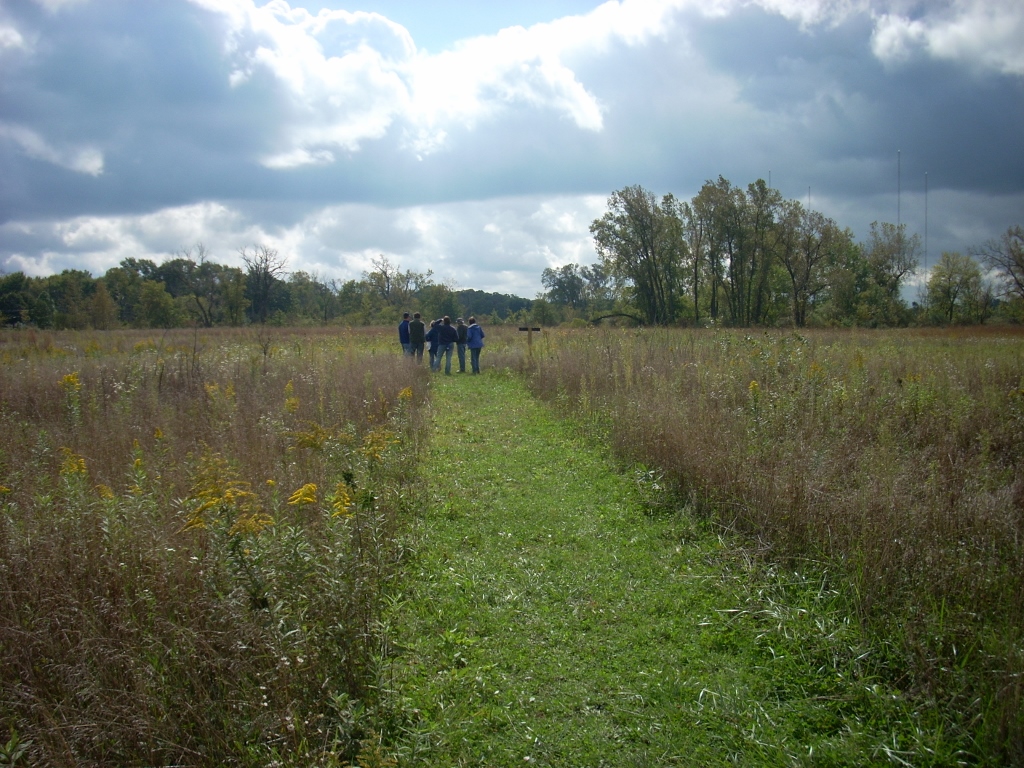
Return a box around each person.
[425,319,440,369]
[435,316,460,374]
[398,312,411,356]
[409,312,425,362]
[466,316,485,374]
[455,317,468,373]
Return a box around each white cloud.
[1,196,607,296]
[0,122,103,175]
[871,0,1024,75]
[190,0,734,165]
[0,24,27,50]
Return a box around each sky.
[1,0,1022,298]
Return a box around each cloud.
[871,0,1024,75]
[0,122,104,176]
[0,195,606,295]
[188,0,711,166]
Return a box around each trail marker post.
[518,326,541,359]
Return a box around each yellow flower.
[61,371,82,392]
[330,481,354,518]
[0,485,12,495]
[266,478,276,487]
[95,484,115,499]
[229,512,275,536]
[153,427,164,440]
[398,386,413,401]
[59,447,87,476]
[287,483,318,506]
[748,380,760,394]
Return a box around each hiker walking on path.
[408,312,425,362]
[426,319,440,370]
[434,316,460,375]
[455,317,468,373]
[466,316,485,374]
[398,312,411,356]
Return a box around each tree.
[777,204,850,327]
[590,185,687,325]
[224,268,249,326]
[926,252,984,325]
[240,245,287,324]
[541,264,586,310]
[859,221,920,326]
[363,255,431,309]
[973,225,1024,301]
[138,280,179,328]
[90,280,118,329]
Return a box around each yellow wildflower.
[330,481,354,518]
[59,447,87,476]
[287,483,318,506]
[229,512,275,536]
[61,371,82,392]
[284,380,300,413]
[95,484,115,499]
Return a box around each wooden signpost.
[518,326,541,358]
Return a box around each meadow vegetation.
[2,323,1022,765]
[526,325,1024,762]
[0,326,426,766]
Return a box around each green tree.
[777,204,852,327]
[590,185,687,325]
[541,264,586,310]
[89,280,118,329]
[855,222,920,326]
[41,270,93,329]
[138,280,179,328]
[926,252,984,325]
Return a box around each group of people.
[398,312,485,374]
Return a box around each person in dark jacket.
[425,319,440,369]
[398,312,411,355]
[455,317,468,372]
[466,316,485,374]
[409,312,426,362]
[435,316,460,374]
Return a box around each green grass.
[385,370,956,766]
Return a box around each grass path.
[386,370,903,767]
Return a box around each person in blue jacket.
[466,316,485,374]
[398,312,411,355]
[435,316,460,374]
[425,319,440,369]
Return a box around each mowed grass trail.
[386,370,915,767]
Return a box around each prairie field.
[0,326,431,766]
[1,323,1022,765]
[527,325,1024,760]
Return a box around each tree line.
[0,247,530,330]
[541,180,1023,327]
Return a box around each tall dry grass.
[0,326,427,767]
[527,326,1024,761]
